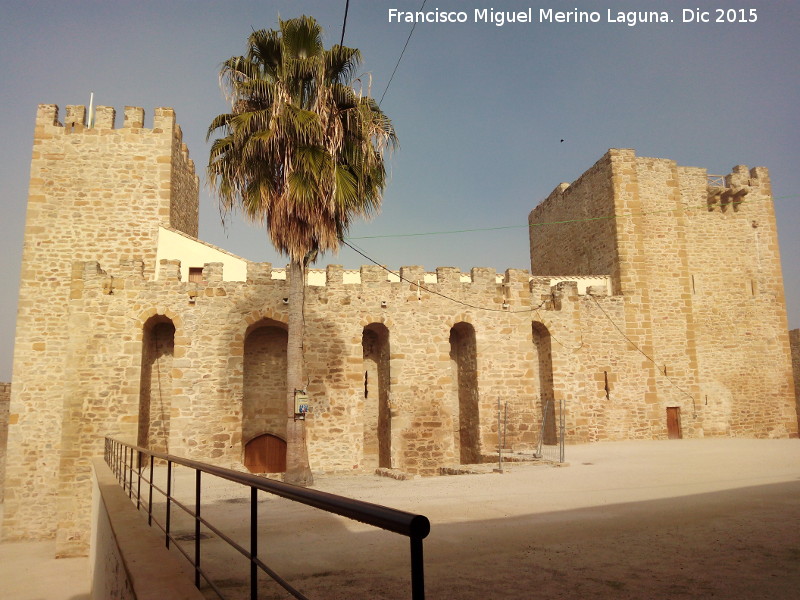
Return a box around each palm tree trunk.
[284,259,314,486]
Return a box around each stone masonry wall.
[0,382,10,503]
[529,153,620,290]
[7,122,798,560]
[51,256,722,553]
[3,105,199,555]
[529,149,797,440]
[680,164,796,437]
[791,329,800,431]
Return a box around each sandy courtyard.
[182,438,800,599]
[1,438,799,599]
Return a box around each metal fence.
[104,437,430,600]
[536,400,565,463]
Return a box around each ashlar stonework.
[2,105,797,557]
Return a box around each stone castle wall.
[3,105,797,557]
[0,382,10,503]
[791,329,800,430]
[528,153,620,289]
[48,257,671,550]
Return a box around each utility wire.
[379,0,427,105]
[346,192,794,241]
[587,293,698,415]
[340,0,350,46]
[342,239,547,314]
[344,240,585,349]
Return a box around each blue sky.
[0,0,798,380]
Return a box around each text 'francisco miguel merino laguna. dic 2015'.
[388,8,759,27]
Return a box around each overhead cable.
[346,193,792,241]
[342,239,547,314]
[379,0,427,105]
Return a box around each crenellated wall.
[46,253,718,552]
[4,106,796,558]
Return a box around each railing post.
[122,444,128,494]
[410,537,425,600]
[195,469,202,588]
[136,450,142,510]
[128,445,134,499]
[251,486,258,600]
[559,399,566,463]
[148,454,154,526]
[166,460,172,549]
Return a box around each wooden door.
[666,407,682,439]
[244,434,287,473]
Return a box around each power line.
[342,239,547,314]
[340,0,350,46]
[346,192,795,241]
[344,239,584,349]
[586,293,697,415]
[379,0,427,105]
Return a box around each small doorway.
[666,407,682,439]
[244,434,287,473]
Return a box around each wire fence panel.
[536,400,565,463]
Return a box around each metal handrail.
[104,437,430,599]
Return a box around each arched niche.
[532,321,557,445]
[362,323,392,469]
[450,322,480,464]
[138,315,175,452]
[243,319,288,466]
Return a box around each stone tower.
[3,104,198,555]
[529,149,797,439]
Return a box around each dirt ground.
[1,438,799,599]
[173,438,800,599]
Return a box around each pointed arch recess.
[532,321,557,445]
[242,319,288,469]
[362,323,392,469]
[138,314,176,452]
[450,322,480,464]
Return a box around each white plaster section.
[547,275,612,295]
[155,226,248,281]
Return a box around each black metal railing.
[104,437,430,600]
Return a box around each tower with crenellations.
[3,104,198,555]
[529,149,797,441]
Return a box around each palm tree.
[207,16,397,486]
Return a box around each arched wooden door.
[244,434,287,473]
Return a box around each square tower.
[529,149,797,439]
[3,104,199,555]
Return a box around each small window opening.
[603,371,610,400]
[189,267,204,283]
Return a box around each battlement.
[79,258,613,302]
[704,164,770,212]
[37,103,178,131]
[156,261,517,287]
[34,104,193,167]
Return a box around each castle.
[1,104,798,557]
